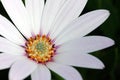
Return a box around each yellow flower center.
[25,35,55,64]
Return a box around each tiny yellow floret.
[25,35,55,64]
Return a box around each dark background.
[0,0,120,80]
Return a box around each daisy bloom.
[0,0,114,80]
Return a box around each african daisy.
[0,0,114,80]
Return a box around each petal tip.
[105,37,115,47]
[97,61,105,70]
[97,9,110,18]
[110,39,115,46]
[104,10,110,17]
[101,64,105,69]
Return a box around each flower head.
[0,0,114,80]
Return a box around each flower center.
[25,35,55,64]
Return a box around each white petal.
[41,0,66,35]
[57,36,114,53]
[49,0,87,39]
[9,57,37,80]
[54,53,105,69]
[55,10,110,44]
[47,62,82,80]
[31,64,51,80]
[0,37,25,55]
[41,0,87,35]
[0,15,25,45]
[0,53,19,70]
[25,0,44,34]
[1,0,32,38]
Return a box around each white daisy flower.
[0,0,114,80]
